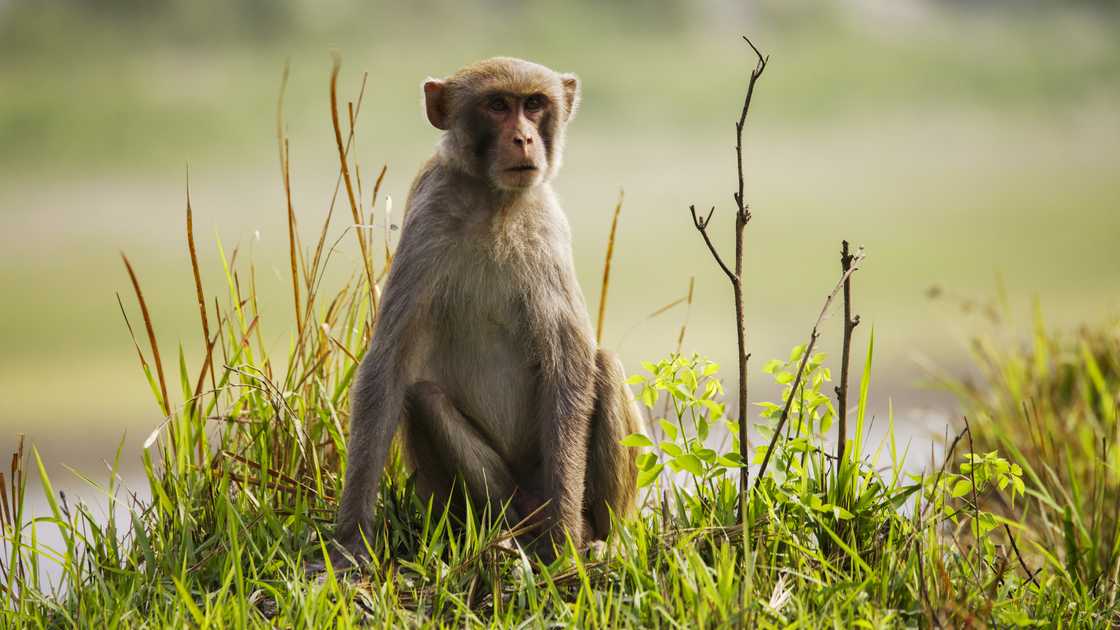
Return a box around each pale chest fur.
[424,203,572,466]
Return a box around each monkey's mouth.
[507,165,538,172]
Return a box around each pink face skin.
[479,92,551,190]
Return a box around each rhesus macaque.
[322,57,642,569]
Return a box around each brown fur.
[321,58,642,570]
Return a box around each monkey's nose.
[513,134,533,147]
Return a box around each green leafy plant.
[624,354,742,487]
[926,449,1026,551]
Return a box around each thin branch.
[689,205,736,282]
[921,429,967,521]
[752,249,864,490]
[1003,523,1041,588]
[733,36,768,224]
[834,240,861,462]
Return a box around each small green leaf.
[620,433,653,448]
[699,399,724,417]
[718,454,743,467]
[693,447,717,463]
[637,463,664,487]
[660,441,683,458]
[657,418,678,441]
[950,478,973,498]
[674,454,703,476]
[681,368,698,392]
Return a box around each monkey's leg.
[403,381,520,522]
[583,350,643,540]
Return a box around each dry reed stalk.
[276,62,303,338]
[121,254,170,419]
[192,331,219,403]
[328,56,377,320]
[117,293,156,391]
[248,263,271,378]
[185,179,217,464]
[596,190,624,345]
[292,63,370,382]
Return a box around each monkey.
[317,57,643,570]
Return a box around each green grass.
[936,301,1120,607]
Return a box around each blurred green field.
[1,1,1118,470]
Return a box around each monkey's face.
[423,58,581,191]
[474,92,550,190]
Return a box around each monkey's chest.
[430,281,541,464]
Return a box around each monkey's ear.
[423,79,450,130]
[560,73,580,122]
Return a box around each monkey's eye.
[486,96,509,113]
[524,94,546,112]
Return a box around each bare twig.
[834,240,861,462]
[687,36,767,527]
[752,247,863,491]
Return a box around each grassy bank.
[2,219,1117,625]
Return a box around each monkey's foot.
[303,539,370,578]
[585,539,608,561]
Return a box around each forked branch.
[686,36,767,527]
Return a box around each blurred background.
[1,0,1118,486]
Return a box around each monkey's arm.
[332,221,436,553]
[531,272,598,554]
